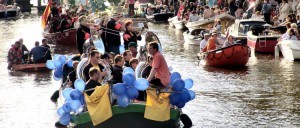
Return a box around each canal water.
[0,10,299,127]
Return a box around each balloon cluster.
[169,72,195,108]
[113,67,149,108]
[57,79,86,125]
[46,54,74,81]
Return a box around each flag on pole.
[41,0,52,29]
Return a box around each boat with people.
[43,28,77,45]
[183,28,208,45]
[276,40,300,61]
[197,44,251,67]
[185,13,235,32]
[11,63,49,72]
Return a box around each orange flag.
[41,0,52,29]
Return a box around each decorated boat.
[146,12,174,23]
[11,63,49,72]
[246,26,281,53]
[43,28,77,45]
[276,40,300,61]
[183,28,208,45]
[185,13,235,33]
[197,44,251,67]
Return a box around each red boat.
[11,63,49,72]
[43,28,77,45]
[197,44,251,67]
[246,27,281,53]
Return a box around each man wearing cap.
[200,33,210,52]
[128,42,138,58]
[202,32,219,52]
[106,13,122,54]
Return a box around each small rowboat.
[11,63,49,72]
[197,44,251,67]
[43,28,77,45]
[70,104,181,128]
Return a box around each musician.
[106,13,122,54]
[77,16,90,55]
[123,20,142,50]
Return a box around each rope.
[222,45,235,58]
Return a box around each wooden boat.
[70,104,181,128]
[276,40,300,61]
[11,63,49,72]
[197,44,251,67]
[247,28,281,53]
[146,12,174,23]
[185,13,235,33]
[183,28,208,45]
[43,28,77,45]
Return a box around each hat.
[112,13,119,18]
[128,42,137,48]
[101,53,110,59]
[211,32,218,36]
[204,33,210,36]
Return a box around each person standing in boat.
[106,13,122,54]
[261,0,272,24]
[112,55,124,84]
[222,35,235,47]
[29,41,51,63]
[7,41,22,69]
[202,32,220,52]
[128,0,135,17]
[123,20,142,50]
[200,33,210,52]
[147,42,170,87]
[77,16,90,55]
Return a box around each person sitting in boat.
[7,41,22,69]
[203,6,211,19]
[129,58,139,70]
[273,16,280,26]
[128,42,138,58]
[58,13,70,32]
[202,32,220,52]
[18,38,29,63]
[189,10,200,22]
[251,11,262,19]
[153,5,161,14]
[41,38,50,49]
[291,23,299,36]
[286,29,298,40]
[222,35,235,47]
[29,41,51,63]
[235,6,244,19]
[200,33,210,52]
[211,19,222,34]
[147,42,170,87]
[83,50,108,82]
[85,67,102,95]
[123,50,132,67]
[112,55,124,84]
[77,16,90,55]
[123,20,142,50]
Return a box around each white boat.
[276,40,300,61]
[183,28,207,45]
[185,13,235,32]
[172,18,185,30]
[168,16,177,27]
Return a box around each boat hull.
[278,40,300,60]
[71,104,181,128]
[11,63,49,72]
[43,28,77,45]
[247,34,279,53]
[198,44,250,67]
[183,31,201,45]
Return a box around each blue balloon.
[54,68,63,78]
[57,107,65,116]
[94,39,105,54]
[189,90,195,100]
[62,88,73,100]
[59,55,67,64]
[75,79,86,92]
[170,93,181,105]
[176,101,185,108]
[170,72,181,85]
[54,60,63,69]
[53,54,60,60]
[123,67,135,75]
[122,73,136,87]
[179,89,191,103]
[119,45,125,54]
[46,60,56,69]
[133,78,149,91]
[53,74,62,81]
[184,78,194,89]
[67,60,73,68]
[71,100,82,111]
[117,95,130,108]
[70,89,82,100]
[59,113,71,125]
[126,87,139,99]
[62,102,72,113]
[172,79,185,92]
[113,83,127,95]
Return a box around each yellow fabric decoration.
[144,88,171,121]
[83,84,112,126]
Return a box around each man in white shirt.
[189,10,200,22]
[200,33,210,52]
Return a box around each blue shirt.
[30,46,48,62]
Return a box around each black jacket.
[83,63,105,82]
[85,79,101,96]
[112,65,123,84]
